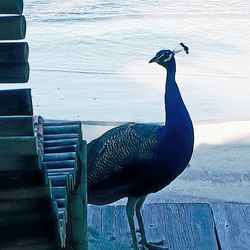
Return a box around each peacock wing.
[87,123,161,185]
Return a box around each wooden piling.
[0,42,29,63]
[0,89,33,116]
[0,0,23,14]
[0,16,26,40]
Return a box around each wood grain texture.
[0,89,33,116]
[88,203,219,250]
[0,0,23,14]
[211,202,250,250]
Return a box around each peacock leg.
[136,196,169,250]
[126,197,140,250]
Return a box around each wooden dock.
[88,202,250,250]
[1,1,250,250]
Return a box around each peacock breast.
[155,122,194,178]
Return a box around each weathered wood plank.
[0,236,59,250]
[0,0,23,14]
[0,197,52,213]
[0,63,29,83]
[49,175,70,189]
[43,160,76,170]
[0,89,33,116]
[44,125,81,135]
[0,42,28,63]
[47,169,75,176]
[0,208,54,227]
[44,138,78,147]
[0,186,51,200]
[88,203,219,250]
[43,152,76,162]
[0,116,34,136]
[0,16,26,40]
[0,219,58,241]
[44,145,77,154]
[44,133,78,141]
[88,205,130,250]
[0,155,41,171]
[48,171,75,189]
[1,243,57,250]
[52,186,67,200]
[0,170,44,187]
[71,140,88,250]
[56,198,66,208]
[44,120,81,126]
[211,202,250,250]
[0,137,37,155]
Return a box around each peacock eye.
[163,53,172,62]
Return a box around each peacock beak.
[149,56,158,64]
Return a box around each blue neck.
[163,58,188,128]
[156,57,194,172]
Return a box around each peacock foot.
[138,239,169,250]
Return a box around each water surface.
[13,0,250,121]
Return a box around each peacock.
[87,43,194,250]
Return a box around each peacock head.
[149,43,189,68]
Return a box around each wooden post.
[0,89,33,115]
[0,0,23,14]
[70,140,88,250]
[0,42,29,63]
[0,116,34,136]
[0,63,29,83]
[0,16,26,40]
[0,137,37,155]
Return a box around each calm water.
[18,0,250,121]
